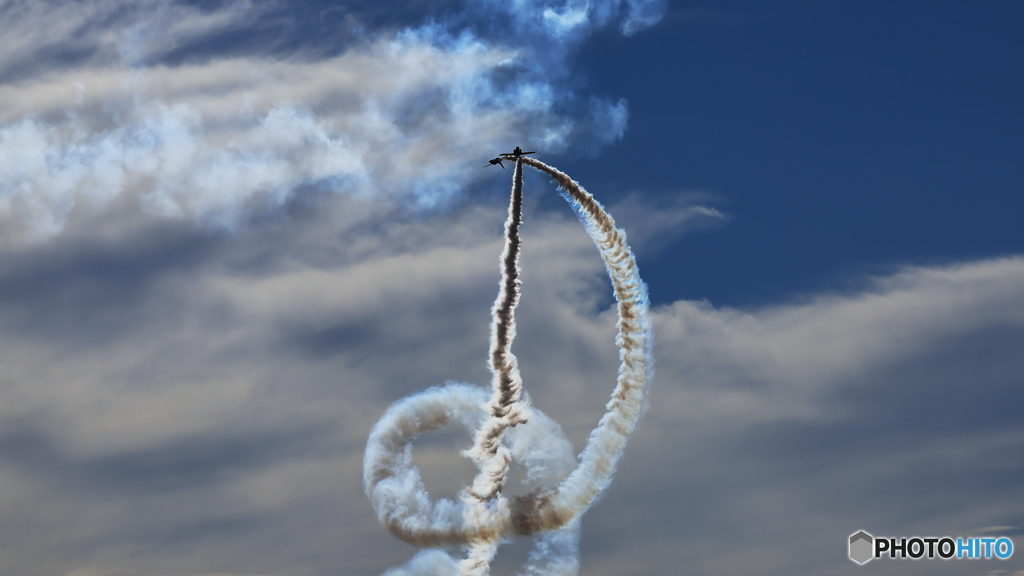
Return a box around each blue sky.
[0,1,1022,576]
[560,1,1024,306]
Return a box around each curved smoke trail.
[364,157,652,575]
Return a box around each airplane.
[499,146,536,159]
[485,157,506,169]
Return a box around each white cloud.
[0,35,528,240]
[0,0,265,78]
[0,0,668,243]
[0,195,1020,574]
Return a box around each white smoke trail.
[458,157,528,575]
[363,383,579,573]
[363,157,652,575]
[466,157,528,503]
[512,157,653,533]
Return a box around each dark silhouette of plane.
[500,146,536,159]
[485,157,506,169]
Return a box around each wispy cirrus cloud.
[0,0,266,80]
[0,0,664,242]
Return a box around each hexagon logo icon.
[849,530,874,565]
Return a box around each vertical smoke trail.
[364,156,652,576]
[461,156,527,575]
[466,156,528,501]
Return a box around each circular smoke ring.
[364,383,579,545]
